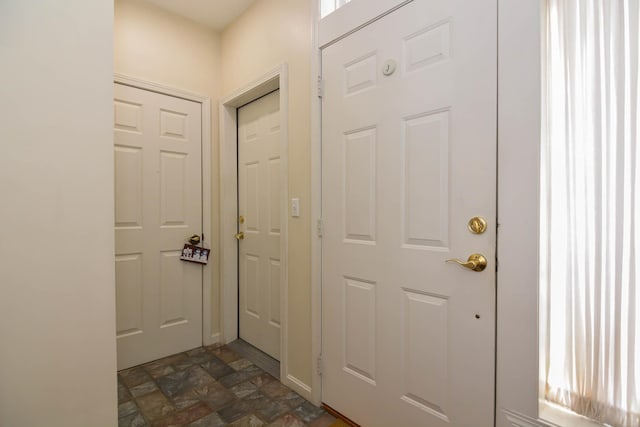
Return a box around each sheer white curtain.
[541,1,640,426]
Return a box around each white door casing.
[321,0,497,426]
[238,91,282,360]
[220,65,295,394]
[114,83,203,370]
[495,0,542,425]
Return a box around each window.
[540,1,640,426]
[320,0,351,18]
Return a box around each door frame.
[219,64,290,384]
[113,73,215,347]
[495,2,543,426]
[311,0,545,423]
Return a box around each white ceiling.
[142,0,258,31]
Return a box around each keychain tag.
[180,244,210,265]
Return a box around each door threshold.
[322,404,361,427]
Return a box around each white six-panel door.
[114,83,203,370]
[238,91,282,360]
[321,0,497,425]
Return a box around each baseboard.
[203,332,220,347]
[283,374,313,401]
[502,409,559,427]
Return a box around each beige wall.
[114,0,314,386]
[0,1,117,426]
[114,0,223,337]
[222,0,313,385]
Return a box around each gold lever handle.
[446,253,487,272]
[235,232,245,241]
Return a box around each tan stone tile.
[136,390,175,421]
[151,402,212,427]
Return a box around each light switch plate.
[291,198,300,217]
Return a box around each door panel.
[403,111,449,248]
[321,0,497,425]
[238,91,281,360]
[344,128,377,243]
[114,83,203,370]
[115,254,143,336]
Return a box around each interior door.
[114,83,203,370]
[237,90,282,360]
[321,0,497,426]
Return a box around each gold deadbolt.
[446,253,487,272]
[239,216,245,224]
[467,217,488,234]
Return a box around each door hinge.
[316,219,324,238]
[317,76,324,98]
[316,355,323,376]
[495,221,500,272]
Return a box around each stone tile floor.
[118,344,336,427]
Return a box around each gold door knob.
[446,253,487,272]
[235,232,245,241]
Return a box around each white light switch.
[291,198,300,217]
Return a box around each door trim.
[318,0,411,48]
[219,64,291,387]
[310,0,323,407]
[495,1,543,426]
[113,73,216,346]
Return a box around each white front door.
[237,91,282,360]
[114,83,203,370]
[321,1,497,426]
